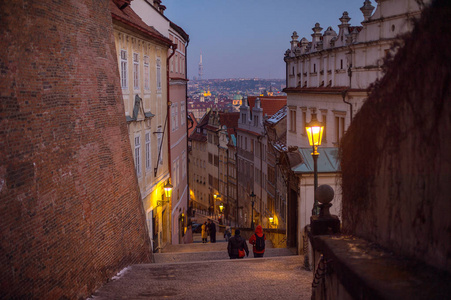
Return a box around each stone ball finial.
[316,184,334,204]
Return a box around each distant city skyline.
[162,0,365,79]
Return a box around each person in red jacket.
[249,225,266,258]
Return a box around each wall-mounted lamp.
[269,216,274,224]
[219,203,224,213]
[157,181,173,206]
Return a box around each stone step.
[153,247,296,264]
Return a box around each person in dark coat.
[208,219,216,243]
[227,229,249,259]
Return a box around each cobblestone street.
[89,234,313,299]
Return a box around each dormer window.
[241,113,246,124]
[254,116,259,127]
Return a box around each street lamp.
[219,203,224,213]
[249,191,256,229]
[157,180,173,206]
[305,112,324,216]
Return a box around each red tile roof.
[236,127,262,137]
[247,96,287,117]
[110,0,172,46]
[219,112,239,130]
[187,112,198,137]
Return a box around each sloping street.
[89,233,313,299]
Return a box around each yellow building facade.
[112,7,174,252]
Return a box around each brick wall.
[340,0,451,273]
[0,1,152,298]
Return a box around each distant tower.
[198,51,203,80]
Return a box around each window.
[145,131,151,171]
[302,110,307,135]
[250,139,254,154]
[181,103,185,126]
[321,113,327,142]
[144,55,150,90]
[120,50,127,89]
[214,155,219,167]
[176,159,180,187]
[175,104,179,129]
[171,103,176,132]
[175,54,178,73]
[156,57,161,91]
[289,108,296,132]
[241,113,246,124]
[182,151,186,178]
[173,158,179,188]
[208,153,213,164]
[254,115,259,127]
[134,135,141,176]
[313,63,316,73]
[340,59,343,70]
[334,114,346,144]
[244,137,247,150]
[133,53,139,90]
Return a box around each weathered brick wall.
[340,0,451,273]
[0,1,152,299]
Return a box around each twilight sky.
[162,0,367,80]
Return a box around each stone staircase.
[153,238,296,264]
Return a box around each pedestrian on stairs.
[249,225,266,258]
[227,229,249,259]
[201,222,208,243]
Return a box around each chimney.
[153,0,161,9]
[360,0,375,21]
[291,31,299,52]
[311,23,323,50]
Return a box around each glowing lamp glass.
[164,182,173,198]
[305,115,324,147]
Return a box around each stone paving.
[88,233,313,300]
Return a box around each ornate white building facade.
[284,0,429,254]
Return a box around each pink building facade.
[168,23,190,244]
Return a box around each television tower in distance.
[198,50,203,80]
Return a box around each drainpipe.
[167,43,177,181]
[166,43,177,245]
[259,136,263,226]
[184,39,190,216]
[342,64,353,123]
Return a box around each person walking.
[227,229,249,259]
[224,226,232,241]
[208,219,216,243]
[249,225,266,258]
[201,222,208,243]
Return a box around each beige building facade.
[112,4,173,252]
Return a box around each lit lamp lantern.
[164,181,173,199]
[269,216,274,225]
[219,203,224,213]
[305,112,324,216]
[158,181,173,206]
